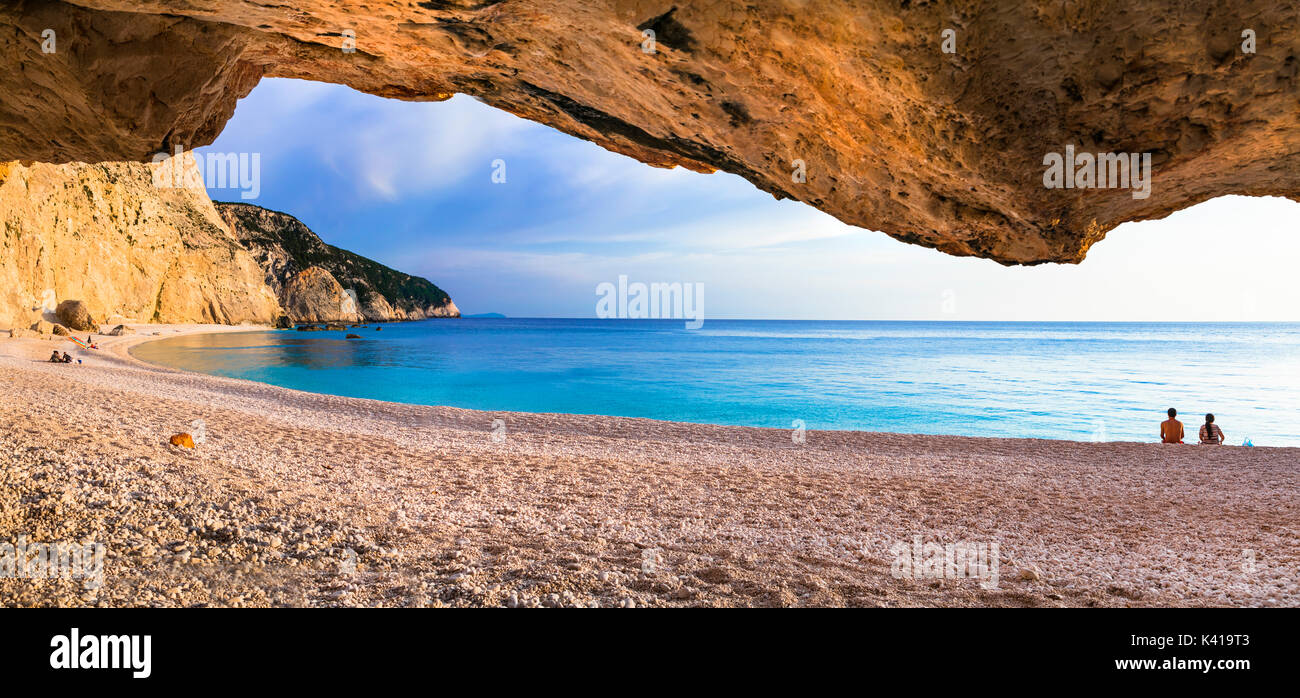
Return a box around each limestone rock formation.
[281,266,363,325]
[3,1,1299,264]
[55,300,96,331]
[217,202,459,322]
[359,293,395,324]
[422,301,462,319]
[0,155,281,330]
[31,319,60,336]
[0,155,456,329]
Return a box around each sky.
[199,77,1300,321]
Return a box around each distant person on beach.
[1199,414,1225,445]
[61,352,73,363]
[48,351,62,363]
[1160,408,1184,444]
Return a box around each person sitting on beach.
[1199,414,1225,445]
[61,352,73,363]
[48,350,62,363]
[1160,408,1184,444]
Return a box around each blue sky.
[199,78,1300,320]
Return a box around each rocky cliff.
[217,202,459,323]
[0,156,456,330]
[0,156,281,331]
[3,1,1299,264]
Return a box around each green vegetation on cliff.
[216,202,455,318]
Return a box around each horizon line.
[452,316,1300,324]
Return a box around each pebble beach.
[1,326,1296,607]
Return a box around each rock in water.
[56,300,96,331]
[345,333,361,339]
[169,433,196,449]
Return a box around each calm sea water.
[130,319,1300,446]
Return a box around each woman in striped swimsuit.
[1199,414,1225,445]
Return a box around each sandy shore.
[1,324,1296,607]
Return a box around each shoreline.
[123,324,1293,449]
[2,323,1297,607]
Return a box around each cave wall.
[3,1,1299,264]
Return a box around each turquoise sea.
[130,319,1300,446]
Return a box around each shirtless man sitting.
[1160,408,1184,444]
